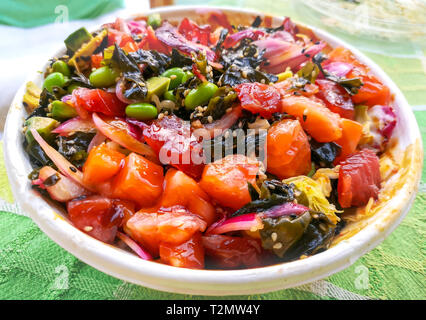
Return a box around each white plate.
[3,6,423,295]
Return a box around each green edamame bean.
[43,72,67,93]
[182,71,194,83]
[161,68,186,90]
[184,82,218,110]
[125,103,158,120]
[52,60,71,77]
[163,90,176,102]
[147,13,162,29]
[89,66,119,88]
[67,83,80,94]
[50,100,78,120]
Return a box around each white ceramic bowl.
[3,6,423,295]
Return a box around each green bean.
[89,66,119,88]
[43,72,67,93]
[52,60,71,77]
[125,103,158,120]
[184,82,218,110]
[67,83,80,93]
[161,67,186,90]
[182,71,194,83]
[163,90,176,102]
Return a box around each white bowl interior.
[3,6,423,295]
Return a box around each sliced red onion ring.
[115,79,139,105]
[92,113,158,162]
[51,116,96,136]
[206,213,263,235]
[261,202,309,219]
[117,231,153,260]
[30,129,96,191]
[322,61,353,78]
[87,131,107,152]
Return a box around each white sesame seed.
[158,113,165,120]
[226,107,232,113]
[271,232,277,242]
[207,116,213,123]
[170,75,177,80]
[83,226,93,232]
[273,242,283,250]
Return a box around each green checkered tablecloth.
[0,0,425,300]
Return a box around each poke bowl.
[3,6,422,295]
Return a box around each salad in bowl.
[18,9,413,273]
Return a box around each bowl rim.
[3,5,423,296]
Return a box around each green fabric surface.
[0,0,425,300]
[0,0,124,28]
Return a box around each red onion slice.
[30,129,96,191]
[51,116,96,136]
[117,232,153,260]
[206,213,263,235]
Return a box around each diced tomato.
[83,143,125,185]
[337,149,381,208]
[235,82,281,118]
[143,114,205,179]
[315,79,355,119]
[125,206,207,257]
[334,118,363,164]
[159,232,205,269]
[280,95,342,142]
[112,153,164,207]
[91,53,103,69]
[142,26,171,54]
[267,119,311,179]
[205,10,233,33]
[199,154,260,210]
[72,88,127,117]
[161,169,217,226]
[327,47,391,107]
[107,28,136,49]
[178,18,211,46]
[202,235,262,268]
[67,195,135,243]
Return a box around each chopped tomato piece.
[67,195,135,243]
[143,26,171,54]
[280,95,342,142]
[143,114,205,179]
[267,119,311,179]
[83,143,125,185]
[202,235,262,268]
[72,88,127,117]
[161,169,217,226]
[91,53,103,69]
[334,118,363,164]
[178,18,212,46]
[235,82,280,118]
[199,154,260,210]
[125,206,207,257]
[159,232,205,269]
[107,28,136,49]
[112,153,164,207]
[315,79,355,119]
[337,149,381,208]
